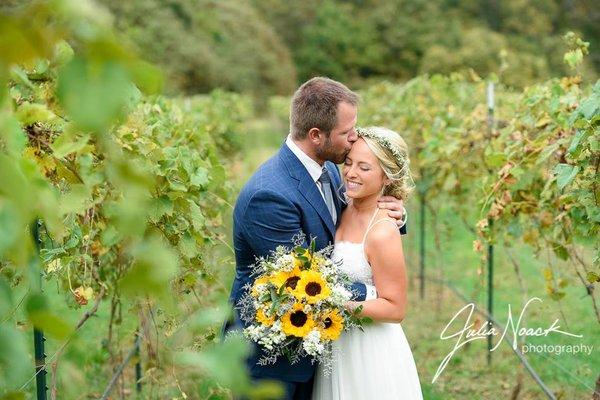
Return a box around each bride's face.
[342,138,388,199]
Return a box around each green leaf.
[484,152,506,168]
[563,48,583,69]
[128,60,163,95]
[9,66,35,90]
[549,291,566,301]
[0,277,13,320]
[25,294,71,339]
[186,306,230,331]
[551,242,569,261]
[168,179,188,192]
[0,201,21,258]
[52,40,74,67]
[57,57,132,133]
[567,130,586,156]
[538,143,559,163]
[0,114,27,155]
[553,163,579,190]
[190,167,210,187]
[58,184,91,216]
[51,126,90,158]
[175,335,250,391]
[0,154,35,218]
[119,236,178,302]
[148,196,174,222]
[578,95,599,120]
[586,271,600,283]
[0,326,30,387]
[178,234,198,259]
[15,102,56,126]
[188,200,206,231]
[100,225,121,247]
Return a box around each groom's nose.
[348,128,358,143]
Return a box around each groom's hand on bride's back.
[377,196,407,234]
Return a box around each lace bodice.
[332,241,374,285]
[331,208,398,286]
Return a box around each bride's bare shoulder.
[366,210,401,244]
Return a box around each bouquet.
[238,237,366,367]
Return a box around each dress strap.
[361,209,397,244]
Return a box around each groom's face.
[316,101,358,164]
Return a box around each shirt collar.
[285,135,324,183]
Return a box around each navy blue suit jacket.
[227,143,407,382]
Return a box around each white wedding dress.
[312,213,424,400]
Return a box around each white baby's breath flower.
[244,325,267,342]
[277,254,295,271]
[272,320,283,332]
[302,329,325,357]
[333,285,351,300]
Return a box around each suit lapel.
[280,145,336,239]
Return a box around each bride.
[312,126,423,400]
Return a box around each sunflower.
[282,303,315,337]
[272,266,303,291]
[292,270,331,304]
[256,306,275,326]
[318,310,344,340]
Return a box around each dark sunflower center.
[285,276,301,289]
[324,317,332,329]
[305,282,322,296]
[290,310,308,327]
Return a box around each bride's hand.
[377,196,406,227]
[345,301,360,312]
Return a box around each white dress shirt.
[285,136,376,300]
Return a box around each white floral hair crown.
[356,126,407,167]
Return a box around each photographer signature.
[432,297,583,383]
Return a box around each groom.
[227,77,406,399]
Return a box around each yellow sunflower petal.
[256,307,275,326]
[292,270,331,304]
[272,267,302,292]
[282,303,315,337]
[318,310,344,340]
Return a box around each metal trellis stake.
[32,220,48,400]
[135,328,142,394]
[486,82,495,365]
[419,193,426,300]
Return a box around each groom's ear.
[308,127,325,144]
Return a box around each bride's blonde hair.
[357,126,415,201]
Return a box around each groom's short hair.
[290,77,359,139]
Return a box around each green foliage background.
[101,0,599,93]
[0,0,598,399]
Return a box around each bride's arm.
[346,223,407,323]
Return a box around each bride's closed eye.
[344,159,371,171]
